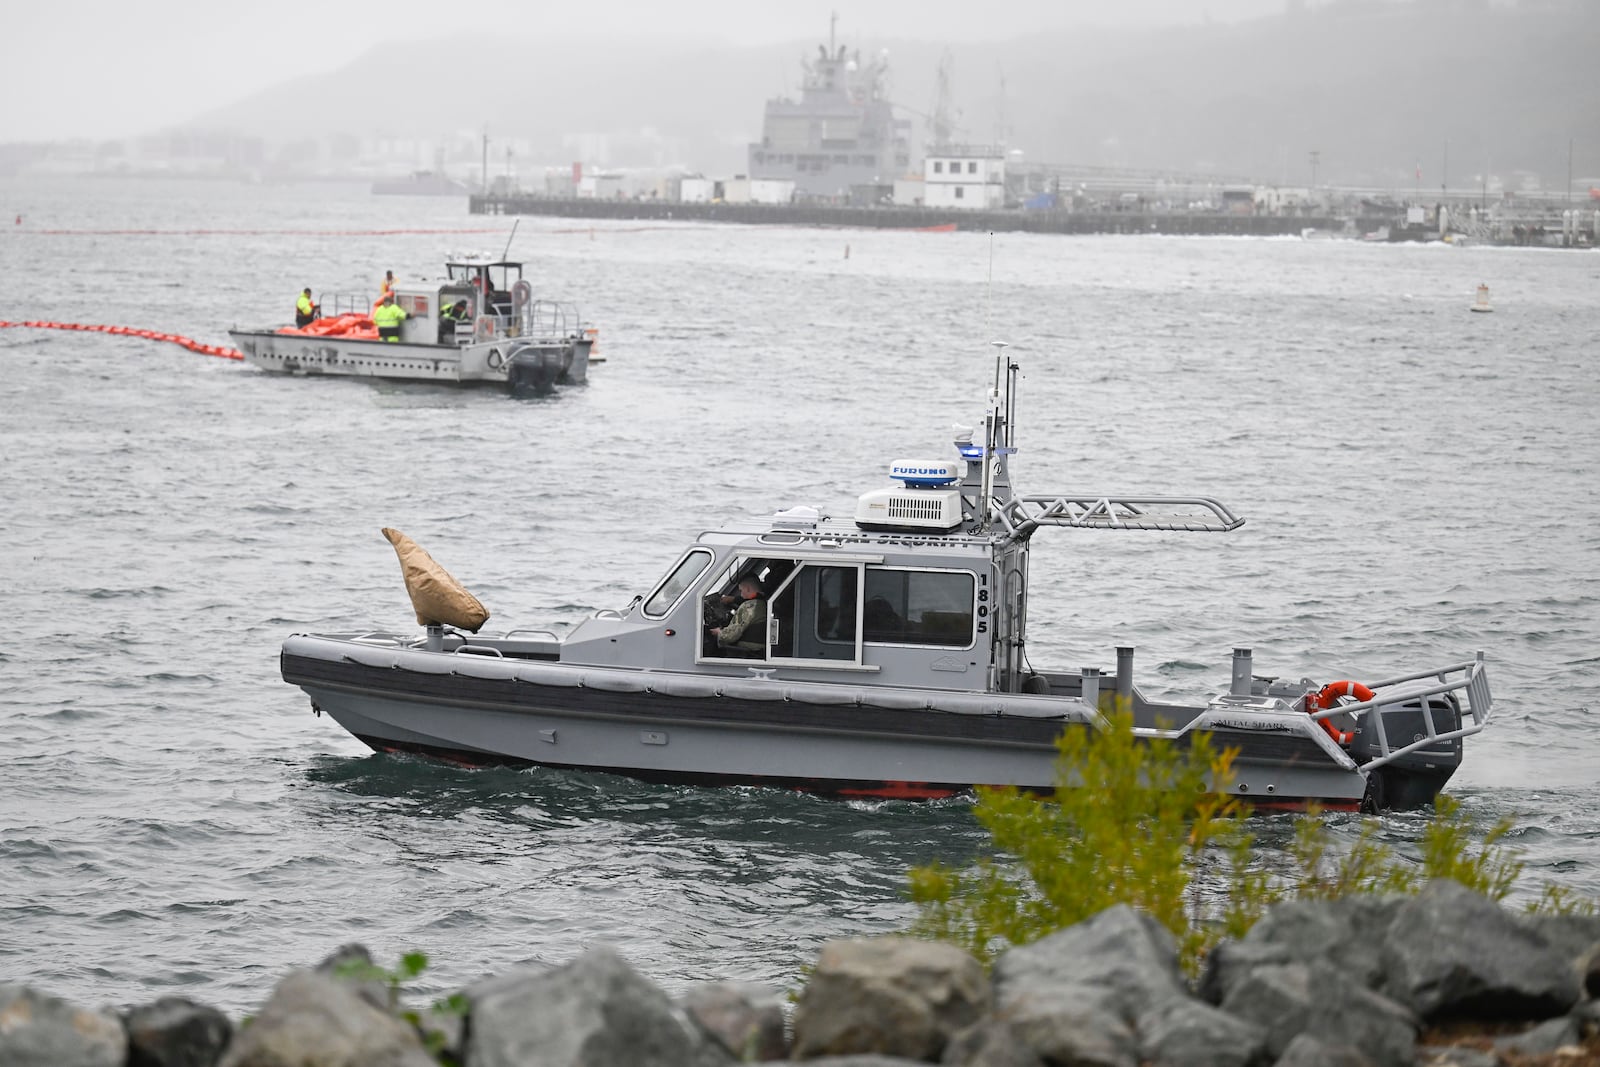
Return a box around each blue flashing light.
[956,444,985,461]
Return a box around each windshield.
[642,548,713,617]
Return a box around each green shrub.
[907,707,1593,971]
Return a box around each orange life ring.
[1313,680,1376,710]
[1308,680,1375,745]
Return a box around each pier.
[470,195,1345,238]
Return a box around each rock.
[1273,1034,1375,1067]
[1219,961,1416,1067]
[216,969,436,1067]
[993,904,1188,1022]
[0,983,126,1067]
[1575,998,1600,1038]
[993,985,1136,1067]
[1517,913,1600,999]
[1381,880,1583,1021]
[766,1058,931,1066]
[314,943,392,1013]
[791,937,989,1061]
[464,944,732,1067]
[1491,1015,1581,1056]
[1136,995,1272,1067]
[125,996,233,1067]
[940,1018,1046,1067]
[681,981,787,1062]
[1197,897,1404,1004]
[1414,1046,1498,1067]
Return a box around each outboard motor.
[507,343,559,398]
[1348,686,1463,811]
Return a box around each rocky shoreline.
[4,881,1597,1067]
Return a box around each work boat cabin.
[360,258,583,350]
[565,473,1004,690]
[555,439,1223,703]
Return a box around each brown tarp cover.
[382,527,490,632]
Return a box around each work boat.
[280,349,1492,811]
[228,258,594,397]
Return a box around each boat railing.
[1308,652,1493,772]
[324,292,378,319]
[474,300,584,345]
[995,493,1246,540]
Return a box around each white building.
[923,146,1005,210]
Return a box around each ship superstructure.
[747,21,912,202]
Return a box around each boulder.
[313,944,392,1013]
[681,981,787,1062]
[216,969,435,1067]
[1219,961,1416,1067]
[1197,896,1403,1004]
[791,937,989,1061]
[464,945,731,1067]
[1413,1047,1498,1067]
[0,984,126,1067]
[993,904,1188,1022]
[124,996,233,1067]
[1491,1015,1582,1057]
[1381,880,1583,1021]
[1272,1033,1375,1067]
[992,985,1136,1067]
[940,1018,1047,1067]
[1135,995,1272,1067]
[1516,912,1600,998]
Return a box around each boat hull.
[228,330,590,395]
[282,636,1384,809]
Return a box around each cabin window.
[700,557,797,662]
[967,161,978,174]
[933,161,943,174]
[642,548,713,618]
[860,568,974,647]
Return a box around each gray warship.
[277,344,1492,811]
[747,20,912,202]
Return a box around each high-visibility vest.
[296,293,314,316]
[372,303,406,329]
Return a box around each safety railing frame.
[1306,652,1493,772]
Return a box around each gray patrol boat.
[280,347,1492,810]
[229,257,593,397]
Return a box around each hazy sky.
[1,0,1284,143]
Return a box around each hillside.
[182,4,1599,188]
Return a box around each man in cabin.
[295,288,319,327]
[438,299,469,343]
[372,293,408,342]
[709,576,766,657]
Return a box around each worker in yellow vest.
[295,288,319,327]
[372,293,408,342]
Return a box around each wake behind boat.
[279,347,1492,811]
[229,257,594,396]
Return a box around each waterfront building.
[923,146,1006,210]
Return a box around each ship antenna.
[984,230,993,345]
[500,218,520,262]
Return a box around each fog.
[4,0,1591,187]
[3,0,1287,143]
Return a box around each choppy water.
[2,176,1597,1014]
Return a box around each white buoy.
[1470,283,1493,313]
